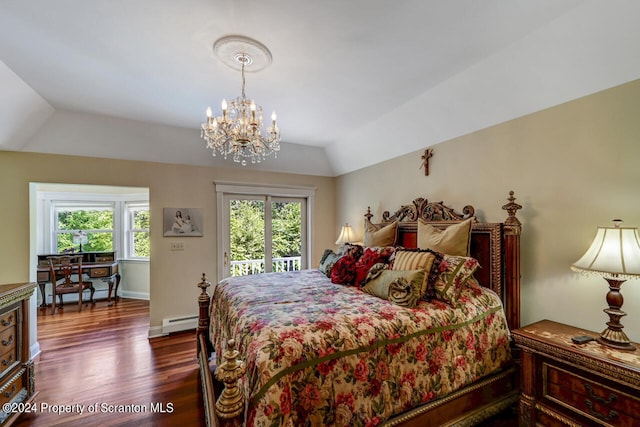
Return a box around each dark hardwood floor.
[14,298,204,427]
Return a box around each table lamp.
[335,223,356,245]
[571,220,640,351]
[72,230,88,252]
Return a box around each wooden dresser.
[513,319,640,426]
[0,283,37,426]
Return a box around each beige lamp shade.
[335,223,356,245]
[571,221,640,279]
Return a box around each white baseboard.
[147,326,164,339]
[148,314,198,339]
[30,342,41,360]
[120,290,149,300]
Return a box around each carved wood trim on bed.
[364,190,522,330]
[197,191,523,427]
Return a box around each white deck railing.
[230,256,302,276]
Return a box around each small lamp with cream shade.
[335,223,356,246]
[72,230,88,253]
[571,219,640,351]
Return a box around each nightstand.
[512,320,640,426]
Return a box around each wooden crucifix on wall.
[420,148,433,176]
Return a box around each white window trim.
[214,180,316,282]
[37,190,149,261]
[125,201,151,260]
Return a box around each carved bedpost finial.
[502,191,522,233]
[364,206,373,223]
[197,273,211,337]
[215,339,247,420]
[198,273,211,300]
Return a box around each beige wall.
[0,152,335,341]
[336,79,640,341]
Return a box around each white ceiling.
[2,1,640,176]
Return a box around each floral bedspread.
[210,269,511,427]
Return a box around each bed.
[197,191,522,427]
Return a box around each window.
[126,203,150,258]
[54,203,114,252]
[37,185,149,260]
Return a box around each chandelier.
[201,36,280,166]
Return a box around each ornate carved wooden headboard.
[364,191,522,330]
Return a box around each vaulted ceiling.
[2,1,640,176]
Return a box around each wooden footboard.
[196,274,218,427]
[197,273,247,427]
[383,367,518,427]
[197,332,218,427]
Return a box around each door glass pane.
[271,200,302,272]
[229,199,265,276]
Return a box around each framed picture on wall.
[163,207,203,237]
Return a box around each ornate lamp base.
[598,278,636,351]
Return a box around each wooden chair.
[47,255,95,314]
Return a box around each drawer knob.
[1,354,14,366]
[1,336,13,347]
[584,383,619,421]
[0,315,14,327]
[3,384,15,398]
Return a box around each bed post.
[198,273,211,339]
[502,191,522,330]
[215,339,247,424]
[197,273,221,427]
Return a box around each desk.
[36,251,120,308]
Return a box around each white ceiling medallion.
[213,35,273,73]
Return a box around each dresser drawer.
[0,310,16,333]
[0,327,15,353]
[544,362,640,426]
[0,368,26,407]
[0,346,17,379]
[37,271,49,283]
[90,267,110,278]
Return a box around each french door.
[216,183,314,280]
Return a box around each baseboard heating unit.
[161,315,199,335]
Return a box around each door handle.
[224,252,229,267]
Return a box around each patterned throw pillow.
[354,247,395,287]
[330,254,359,285]
[363,220,398,247]
[318,249,342,277]
[432,254,480,304]
[417,218,473,256]
[362,269,425,308]
[392,249,438,295]
[393,250,436,270]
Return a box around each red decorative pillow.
[330,255,358,285]
[354,247,394,287]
